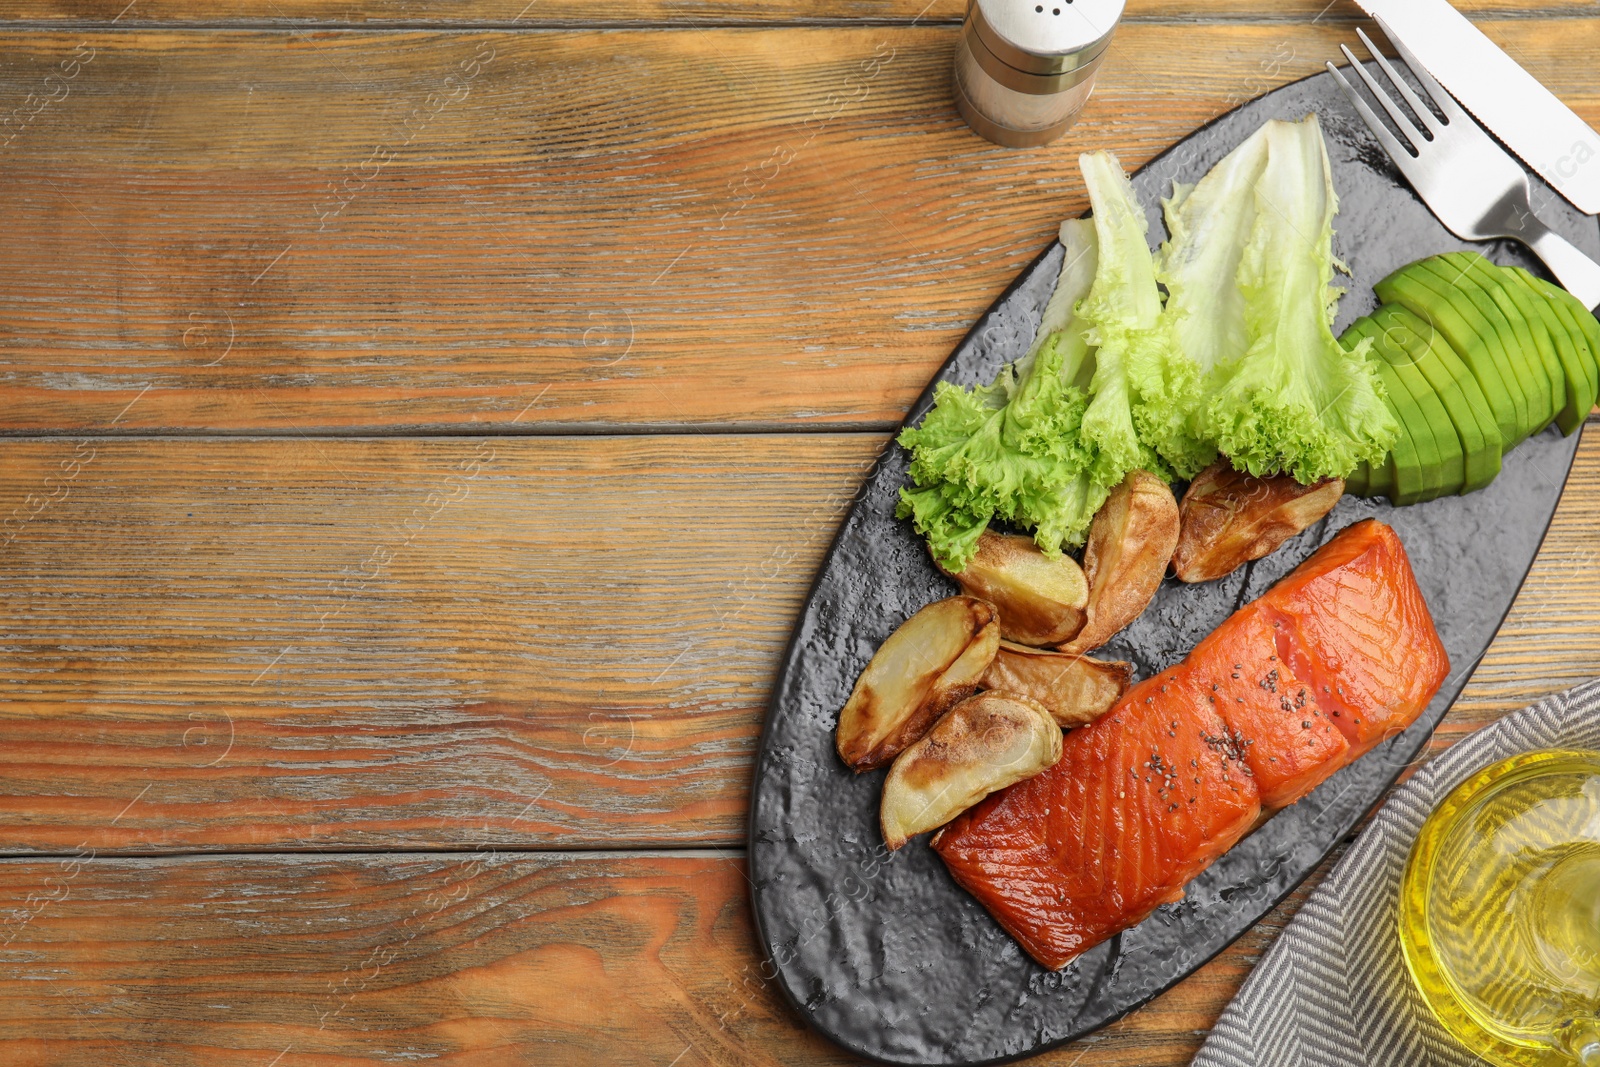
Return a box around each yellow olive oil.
[1399,750,1600,1067]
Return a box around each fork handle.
[1523,225,1600,313]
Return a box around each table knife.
[1353,0,1600,216]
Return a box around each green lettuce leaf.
[1076,151,1213,481]
[1202,116,1398,481]
[1157,122,1271,376]
[897,123,1392,573]
[896,220,1104,571]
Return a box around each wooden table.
[1,1,1597,1063]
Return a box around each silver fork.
[1327,20,1600,311]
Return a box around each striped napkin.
[1192,679,1600,1067]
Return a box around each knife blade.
[1353,0,1600,216]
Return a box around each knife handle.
[1524,226,1600,313]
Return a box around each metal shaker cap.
[971,0,1125,77]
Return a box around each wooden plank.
[0,21,1594,433]
[0,846,1327,1066]
[3,428,1600,854]
[0,433,882,853]
[4,0,1595,26]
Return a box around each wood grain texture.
[0,433,882,853]
[0,20,1594,433]
[1,427,1598,856]
[3,7,1599,1062]
[5,0,1597,25]
[0,846,1328,1067]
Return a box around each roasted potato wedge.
[836,596,1000,771]
[881,691,1062,850]
[1172,461,1344,583]
[1060,470,1179,655]
[939,530,1088,647]
[980,641,1132,727]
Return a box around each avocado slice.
[1369,302,1502,493]
[1524,269,1600,391]
[1523,270,1600,351]
[1374,266,1526,446]
[1543,296,1600,430]
[1359,313,1464,498]
[1338,323,1410,502]
[1350,451,1401,500]
[1342,317,1442,504]
[1513,267,1600,430]
[1498,266,1596,436]
[1412,257,1553,439]
[1436,252,1568,437]
[1344,461,1370,496]
[1367,452,1400,500]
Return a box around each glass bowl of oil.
[1399,749,1600,1066]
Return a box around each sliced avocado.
[1343,317,1439,504]
[1412,257,1553,440]
[1367,451,1399,500]
[1348,451,1400,500]
[1542,293,1600,430]
[1369,302,1502,493]
[1360,312,1464,498]
[1338,323,1408,502]
[1517,266,1600,338]
[1344,463,1369,502]
[1344,460,1370,497]
[1374,266,1526,446]
[1500,266,1596,436]
[1514,267,1600,429]
[1437,252,1568,436]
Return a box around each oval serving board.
[749,67,1600,1067]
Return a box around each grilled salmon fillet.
[1181,607,1349,809]
[1258,519,1449,758]
[933,671,1259,970]
[933,519,1447,970]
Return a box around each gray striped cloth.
[1192,679,1600,1067]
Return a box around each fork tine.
[1340,41,1425,150]
[1355,26,1441,137]
[1327,60,1420,176]
[1374,14,1468,125]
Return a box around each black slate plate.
[748,68,1600,1067]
